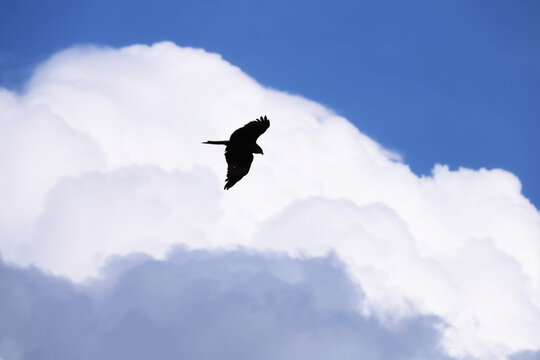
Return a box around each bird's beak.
[261,151,264,155]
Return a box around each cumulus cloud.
[0,249,451,360]
[1,42,539,359]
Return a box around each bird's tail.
[202,140,229,145]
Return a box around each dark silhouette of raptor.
[203,115,270,190]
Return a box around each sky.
[1,0,539,205]
[1,1,540,360]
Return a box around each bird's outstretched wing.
[229,116,270,143]
[224,148,254,190]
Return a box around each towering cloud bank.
[1,42,539,359]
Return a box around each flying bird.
[203,115,270,190]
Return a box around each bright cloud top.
[1,42,539,359]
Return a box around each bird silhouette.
[203,115,270,190]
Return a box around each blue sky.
[1,0,539,205]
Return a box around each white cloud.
[0,249,451,360]
[1,42,539,359]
